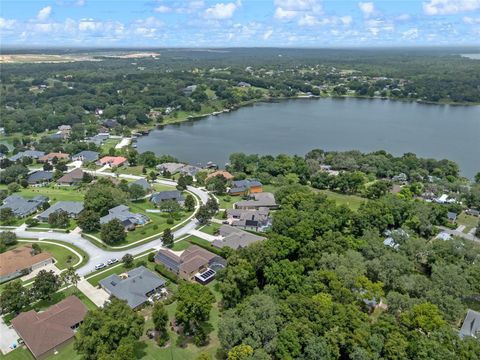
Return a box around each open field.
[0,185,85,202]
[458,213,479,233]
[316,189,366,211]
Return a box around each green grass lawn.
[8,186,85,202]
[316,189,366,211]
[100,138,120,153]
[199,223,220,235]
[171,240,191,251]
[458,212,479,233]
[16,241,84,270]
[217,195,235,210]
[151,183,178,192]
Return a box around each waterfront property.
[71,150,100,163]
[0,194,48,217]
[99,266,166,309]
[37,201,84,221]
[228,179,263,196]
[0,245,53,283]
[212,225,265,250]
[154,245,225,282]
[206,170,234,181]
[226,207,271,232]
[156,162,186,174]
[234,192,278,210]
[12,295,87,360]
[100,205,150,230]
[97,156,128,167]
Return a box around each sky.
[1,0,480,47]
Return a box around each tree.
[61,267,81,289]
[152,302,169,345]
[177,175,193,190]
[84,181,128,215]
[175,283,215,335]
[77,210,100,232]
[196,205,212,225]
[74,298,144,360]
[0,231,17,246]
[401,302,446,334]
[475,172,480,184]
[158,199,182,214]
[218,257,257,308]
[7,182,20,194]
[25,217,39,227]
[31,270,61,301]
[476,221,480,238]
[162,228,174,248]
[0,280,29,314]
[0,164,29,184]
[365,180,392,199]
[100,219,126,245]
[122,253,134,268]
[184,194,196,212]
[206,175,227,194]
[0,207,15,225]
[48,210,70,228]
[228,344,254,360]
[128,183,146,200]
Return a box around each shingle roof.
[0,195,48,217]
[460,309,480,339]
[156,162,186,174]
[57,168,84,184]
[130,178,151,191]
[37,201,84,220]
[27,171,53,183]
[235,192,277,208]
[0,245,53,277]
[100,205,149,226]
[9,150,45,162]
[12,296,87,359]
[72,150,99,162]
[39,153,69,162]
[99,266,165,308]
[150,191,185,204]
[212,225,265,250]
[155,245,222,276]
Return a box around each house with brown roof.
[154,245,225,283]
[39,152,70,164]
[0,246,53,283]
[206,170,234,181]
[12,296,88,360]
[57,168,84,186]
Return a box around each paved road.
[438,226,480,243]
[2,177,210,277]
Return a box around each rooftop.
[0,245,53,277]
[460,309,480,339]
[57,168,84,184]
[37,201,84,220]
[213,225,265,250]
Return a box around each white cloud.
[76,0,86,6]
[263,29,273,39]
[0,17,16,30]
[395,13,411,21]
[463,15,480,23]
[340,15,353,25]
[298,14,318,26]
[423,0,480,15]
[358,2,375,17]
[154,5,172,13]
[37,6,52,21]
[402,27,419,39]
[204,2,240,19]
[274,0,322,21]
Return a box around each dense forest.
[1,47,479,135]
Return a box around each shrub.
[154,264,180,284]
[148,253,155,262]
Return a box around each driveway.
[189,229,218,242]
[77,280,110,307]
[0,317,19,355]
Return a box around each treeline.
[216,185,480,359]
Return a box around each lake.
[137,98,480,178]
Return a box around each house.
[212,225,265,250]
[9,150,45,162]
[129,178,152,192]
[97,156,128,167]
[102,119,119,128]
[0,195,48,217]
[228,179,263,196]
[178,164,202,177]
[447,212,457,222]
[183,85,197,96]
[39,152,70,163]
[100,205,150,230]
[392,173,408,183]
[234,192,278,210]
[226,208,271,232]
[57,168,84,186]
[237,81,251,87]
[459,309,480,339]
[156,162,186,174]
[48,133,66,140]
[150,191,185,206]
[37,201,84,221]
[12,296,87,360]
[436,231,452,241]
[0,246,53,283]
[87,133,110,146]
[27,171,53,185]
[71,150,99,163]
[154,245,226,282]
[99,266,165,309]
[206,170,234,181]
[465,209,480,217]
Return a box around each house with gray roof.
[37,201,84,221]
[226,208,271,232]
[27,171,53,185]
[228,179,263,195]
[212,225,265,250]
[156,162,186,174]
[178,165,202,177]
[71,150,99,163]
[129,178,152,192]
[150,191,185,206]
[0,195,48,218]
[99,266,165,309]
[9,150,45,162]
[100,205,150,230]
[234,192,278,210]
[459,309,480,339]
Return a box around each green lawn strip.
[199,223,220,235]
[171,240,191,251]
[457,213,478,233]
[0,347,35,360]
[151,183,178,192]
[16,241,83,270]
[315,189,366,211]
[216,195,235,210]
[14,186,85,202]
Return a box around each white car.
[95,263,106,270]
[107,258,119,265]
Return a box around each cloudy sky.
[1,0,480,47]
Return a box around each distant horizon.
[1,1,480,47]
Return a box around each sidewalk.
[188,229,219,242]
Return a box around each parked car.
[95,263,106,270]
[107,258,119,265]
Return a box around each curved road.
[3,176,210,277]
